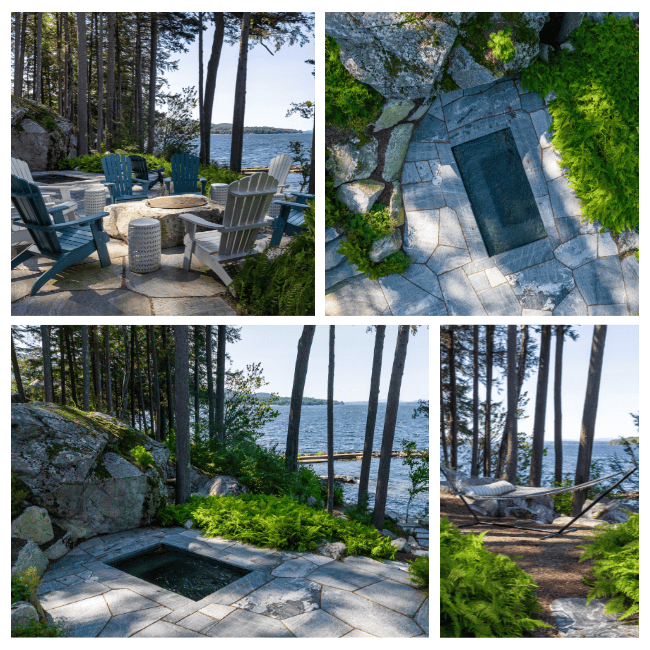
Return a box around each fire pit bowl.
[145,196,208,209]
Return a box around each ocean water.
[442,440,638,492]
[192,132,313,194]
[258,402,430,517]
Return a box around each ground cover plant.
[408,554,429,589]
[158,493,397,559]
[521,14,639,236]
[440,515,550,637]
[578,513,639,621]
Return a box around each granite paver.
[283,609,353,637]
[208,608,294,637]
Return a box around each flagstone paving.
[40,526,428,638]
[325,73,638,316]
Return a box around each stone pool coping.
[325,73,638,316]
[38,526,429,638]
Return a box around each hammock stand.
[441,466,638,540]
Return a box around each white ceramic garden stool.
[84,185,107,216]
[128,218,161,273]
[266,192,286,219]
[210,183,229,206]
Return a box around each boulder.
[382,529,397,540]
[45,533,74,561]
[184,519,194,530]
[168,462,211,493]
[613,230,639,254]
[11,601,39,631]
[317,541,346,560]
[389,182,405,226]
[13,541,48,578]
[557,13,586,44]
[526,495,554,511]
[382,122,414,182]
[11,96,77,171]
[370,230,402,262]
[502,506,536,520]
[11,506,54,544]
[529,504,555,525]
[337,179,385,214]
[373,99,415,131]
[326,137,378,188]
[194,475,249,498]
[599,508,630,524]
[447,45,498,89]
[390,537,410,552]
[11,403,169,538]
[467,497,499,517]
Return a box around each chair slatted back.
[101,154,134,198]
[129,155,149,182]
[11,158,35,183]
[267,154,292,187]
[170,153,200,194]
[220,173,278,257]
[11,175,61,254]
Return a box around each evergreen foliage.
[158,493,397,559]
[440,516,550,637]
[578,513,639,621]
[521,15,638,235]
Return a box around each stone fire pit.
[103,194,225,249]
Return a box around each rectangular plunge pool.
[452,127,547,256]
[108,544,250,601]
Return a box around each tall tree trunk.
[65,328,78,407]
[97,13,104,152]
[502,325,519,484]
[358,325,385,506]
[371,325,410,529]
[308,118,315,195]
[206,326,215,441]
[174,326,191,505]
[230,12,251,172]
[42,326,54,403]
[484,325,494,476]
[135,328,148,434]
[554,325,565,485]
[150,326,161,441]
[18,13,27,98]
[106,12,115,151]
[56,13,63,113]
[13,13,21,96]
[64,13,72,121]
[285,325,316,474]
[77,11,88,156]
[571,326,607,516]
[145,325,155,436]
[440,377,448,466]
[201,13,225,166]
[33,13,43,102]
[135,13,142,150]
[194,325,200,428]
[529,325,552,487]
[119,326,130,421]
[198,12,205,163]
[81,326,90,411]
[11,332,26,403]
[130,327,136,428]
[146,12,158,154]
[448,326,458,470]
[163,326,174,433]
[471,325,480,477]
[216,326,226,444]
[91,327,101,411]
[327,326,335,514]
[104,325,113,414]
[59,328,66,405]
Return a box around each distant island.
[210,123,302,134]
[609,437,639,445]
[256,392,343,406]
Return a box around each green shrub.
[487,28,516,63]
[441,516,550,637]
[325,35,384,133]
[12,620,70,638]
[408,555,429,589]
[521,15,638,235]
[158,493,396,559]
[130,445,154,470]
[578,513,639,621]
[11,471,31,519]
[11,568,40,604]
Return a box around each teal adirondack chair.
[129,154,165,190]
[164,153,207,196]
[11,175,111,296]
[269,192,314,247]
[101,153,151,204]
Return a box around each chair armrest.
[221,220,269,233]
[177,213,224,231]
[199,177,207,182]
[153,167,165,173]
[12,212,108,232]
[289,192,315,203]
[273,200,311,211]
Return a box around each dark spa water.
[452,127,547,256]
[109,544,249,601]
[32,174,83,185]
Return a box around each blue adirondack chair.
[164,153,207,196]
[101,153,151,204]
[129,154,165,190]
[269,192,314,247]
[11,175,111,296]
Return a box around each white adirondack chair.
[267,154,292,192]
[11,157,78,244]
[178,172,279,288]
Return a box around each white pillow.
[460,481,515,497]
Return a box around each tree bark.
[571,325,607,516]
[554,325,565,485]
[135,13,143,150]
[104,326,113,414]
[230,13,251,172]
[130,327,136,428]
[146,12,158,154]
[34,13,43,102]
[502,325,519,484]
[440,375,448,466]
[371,325,410,529]
[471,325,480,477]
[105,13,115,151]
[201,13,225,165]
[11,332,26,403]
[150,326,161,441]
[285,325,316,474]
[448,326,458,470]
[135,327,148,434]
[13,13,22,96]
[174,326,191,505]
[484,325,494,476]
[81,326,90,410]
[42,326,54,403]
[198,12,205,163]
[529,325,551,487]
[119,326,130,421]
[59,327,66,405]
[163,326,174,433]
[18,13,27,98]
[90,327,101,411]
[327,326,335,514]
[145,324,155,436]
[97,13,104,152]
[358,325,385,506]
[194,325,200,429]
[216,326,226,444]
[206,325,215,441]
[308,118,315,195]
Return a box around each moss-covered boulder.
[11,403,169,538]
[11,96,77,171]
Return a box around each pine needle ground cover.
[521,15,638,235]
[159,493,397,560]
[578,513,639,621]
[440,516,550,637]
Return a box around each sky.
[488,325,639,441]
[164,16,315,130]
[225,326,429,403]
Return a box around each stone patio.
[38,527,428,638]
[325,74,639,316]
